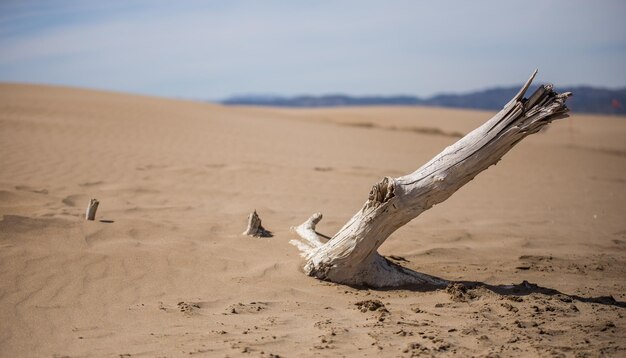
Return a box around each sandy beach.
[0,83,624,357]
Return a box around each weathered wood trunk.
[290,71,571,288]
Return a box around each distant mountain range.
[222,85,626,115]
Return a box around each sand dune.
[0,83,624,357]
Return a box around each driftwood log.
[290,70,571,288]
[85,198,99,221]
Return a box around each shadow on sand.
[364,258,626,309]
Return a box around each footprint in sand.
[226,301,269,314]
[15,185,49,194]
[157,301,206,316]
[177,301,201,315]
[62,194,86,207]
[78,181,104,187]
[314,166,333,172]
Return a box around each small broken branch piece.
[289,212,325,258]
[243,210,272,237]
[85,198,99,221]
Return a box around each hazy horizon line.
[2,79,625,104]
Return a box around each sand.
[0,83,624,357]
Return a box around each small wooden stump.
[85,198,99,221]
[243,210,272,237]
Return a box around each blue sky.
[1,0,625,100]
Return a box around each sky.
[0,0,625,100]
